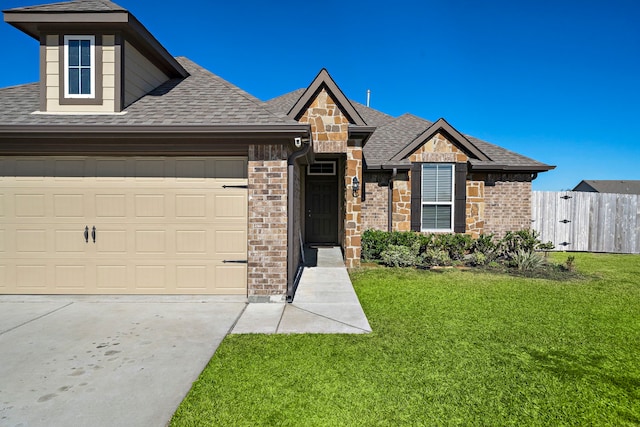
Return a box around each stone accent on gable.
[298,89,350,154]
[247,144,289,299]
[466,180,485,238]
[407,133,469,163]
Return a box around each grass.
[170,253,640,426]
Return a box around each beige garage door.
[0,156,248,295]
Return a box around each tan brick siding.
[362,173,389,231]
[483,176,532,237]
[247,144,288,298]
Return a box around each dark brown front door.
[306,175,338,244]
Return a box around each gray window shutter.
[410,163,421,232]
[454,162,467,233]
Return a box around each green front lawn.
[171,253,640,426]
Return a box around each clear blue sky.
[1,0,639,190]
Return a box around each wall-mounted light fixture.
[352,176,360,198]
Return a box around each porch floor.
[231,246,372,334]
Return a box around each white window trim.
[420,163,455,233]
[63,35,95,99]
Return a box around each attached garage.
[0,156,248,295]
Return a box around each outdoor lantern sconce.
[352,176,360,198]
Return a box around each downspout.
[286,140,311,303]
[388,168,397,232]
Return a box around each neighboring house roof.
[573,180,640,194]
[267,89,554,172]
[0,57,303,131]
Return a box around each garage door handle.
[223,260,248,264]
[84,226,89,243]
[91,226,96,243]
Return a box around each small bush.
[423,248,451,267]
[433,233,472,260]
[564,255,576,272]
[381,243,420,267]
[362,229,390,261]
[510,249,545,271]
[471,234,497,261]
[468,252,488,266]
[500,229,553,260]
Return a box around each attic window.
[64,35,95,98]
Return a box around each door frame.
[304,160,340,244]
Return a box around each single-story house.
[0,0,554,301]
[573,180,640,195]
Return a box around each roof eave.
[348,125,376,146]
[0,124,312,139]
[469,163,556,172]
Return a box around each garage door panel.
[54,265,87,290]
[54,194,85,217]
[215,265,246,291]
[2,156,248,295]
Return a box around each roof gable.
[574,180,640,194]
[287,69,366,126]
[391,117,490,162]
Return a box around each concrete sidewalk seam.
[0,301,74,336]
[287,304,371,333]
[227,302,249,334]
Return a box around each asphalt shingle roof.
[267,89,551,171]
[3,0,126,13]
[574,180,640,195]
[0,57,298,127]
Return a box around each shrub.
[423,248,451,267]
[362,229,390,261]
[499,229,554,260]
[433,233,472,261]
[564,255,576,272]
[468,252,488,266]
[471,234,497,261]
[381,243,420,267]
[510,249,545,271]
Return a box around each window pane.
[80,40,91,66]
[68,40,79,66]
[422,164,452,203]
[80,68,91,94]
[68,68,80,94]
[437,165,453,202]
[422,164,437,202]
[422,205,451,230]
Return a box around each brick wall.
[392,175,411,231]
[362,172,388,231]
[483,175,533,237]
[247,144,288,300]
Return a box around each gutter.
[286,139,312,303]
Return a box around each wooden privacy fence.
[531,191,640,254]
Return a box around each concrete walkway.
[232,246,372,334]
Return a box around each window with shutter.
[420,163,454,231]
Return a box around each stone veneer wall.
[392,175,411,231]
[344,142,362,267]
[299,88,362,268]
[247,144,289,299]
[299,89,350,153]
[483,176,532,237]
[408,133,469,164]
[466,180,485,238]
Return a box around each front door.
[305,174,338,244]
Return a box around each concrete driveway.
[0,295,246,427]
